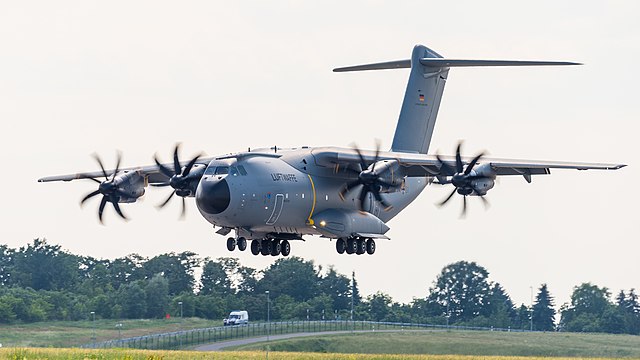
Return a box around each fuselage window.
[204,166,217,175]
[237,165,247,176]
[215,166,229,175]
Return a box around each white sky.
[0,1,637,309]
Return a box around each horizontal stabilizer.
[333,59,581,72]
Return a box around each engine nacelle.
[469,163,496,196]
[113,171,146,203]
[369,159,404,192]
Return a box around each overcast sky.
[0,1,637,308]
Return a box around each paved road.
[195,329,431,351]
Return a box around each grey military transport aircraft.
[39,45,625,257]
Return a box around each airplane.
[38,44,625,257]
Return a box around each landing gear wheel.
[226,237,236,251]
[281,240,291,256]
[346,238,356,254]
[271,240,281,256]
[261,239,270,256]
[237,237,247,251]
[356,238,366,255]
[366,238,376,255]
[250,239,260,255]
[336,238,346,254]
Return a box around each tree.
[141,252,199,295]
[560,282,612,332]
[118,281,147,319]
[145,274,169,318]
[200,259,232,296]
[532,284,556,331]
[0,244,14,286]
[427,261,492,323]
[318,266,351,311]
[256,257,319,302]
[11,239,81,291]
[365,292,393,322]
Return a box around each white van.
[223,310,249,326]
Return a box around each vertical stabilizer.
[391,45,448,154]
[333,45,580,154]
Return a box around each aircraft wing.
[38,157,215,184]
[311,147,625,181]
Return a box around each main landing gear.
[336,237,375,255]
[227,236,290,257]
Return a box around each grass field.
[229,331,640,358]
[0,348,637,360]
[0,318,219,348]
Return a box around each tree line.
[0,239,638,335]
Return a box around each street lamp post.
[90,311,96,345]
[178,301,184,348]
[530,286,534,331]
[265,291,270,360]
[116,323,122,342]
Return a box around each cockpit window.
[237,165,247,176]
[229,167,239,176]
[204,166,217,175]
[215,166,229,175]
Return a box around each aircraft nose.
[196,178,230,215]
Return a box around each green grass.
[229,330,640,358]
[0,348,636,360]
[0,317,220,348]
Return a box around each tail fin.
[334,45,580,154]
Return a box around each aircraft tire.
[281,240,291,256]
[356,238,365,255]
[346,238,356,254]
[366,238,376,255]
[226,237,236,252]
[261,239,271,256]
[250,240,260,255]
[271,240,281,256]
[336,238,346,254]
[237,237,247,251]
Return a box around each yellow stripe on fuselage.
[307,174,316,225]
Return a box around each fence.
[83,320,531,350]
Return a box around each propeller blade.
[182,154,202,176]
[371,141,381,172]
[465,152,485,175]
[111,199,127,220]
[358,187,368,211]
[455,143,463,173]
[80,190,101,205]
[98,196,108,223]
[93,154,109,180]
[438,188,457,207]
[436,154,456,176]
[111,152,122,182]
[150,183,171,187]
[180,197,186,219]
[158,190,176,208]
[461,195,468,217]
[154,156,175,178]
[173,144,181,175]
[372,189,392,211]
[472,186,490,209]
[353,146,368,172]
[339,180,361,201]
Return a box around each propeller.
[80,153,128,223]
[338,141,401,212]
[435,142,490,216]
[153,144,202,218]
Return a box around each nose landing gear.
[336,237,375,255]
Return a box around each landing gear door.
[266,194,285,225]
